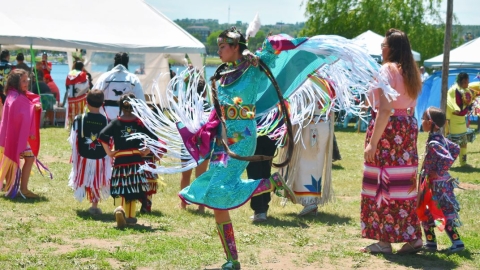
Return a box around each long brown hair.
[383,28,422,100]
[5,69,27,94]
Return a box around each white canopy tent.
[424,37,480,68]
[0,0,206,105]
[352,30,421,62]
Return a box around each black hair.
[423,106,446,133]
[0,49,9,60]
[86,89,104,108]
[456,72,469,85]
[74,61,84,71]
[114,52,129,69]
[218,27,248,54]
[197,78,206,96]
[16,53,24,61]
[118,93,136,115]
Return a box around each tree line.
[176,0,478,64]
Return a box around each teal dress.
[179,56,267,210]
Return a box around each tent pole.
[441,0,453,135]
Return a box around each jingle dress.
[361,63,422,243]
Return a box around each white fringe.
[68,123,112,203]
[128,67,212,174]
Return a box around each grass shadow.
[115,223,160,232]
[252,215,310,228]
[332,163,345,170]
[0,195,50,203]
[285,211,352,225]
[185,208,214,217]
[380,249,470,269]
[450,166,480,173]
[75,209,115,223]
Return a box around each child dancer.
[98,93,157,228]
[0,69,47,199]
[418,106,465,253]
[68,90,111,214]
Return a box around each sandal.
[20,189,40,199]
[360,243,392,254]
[397,239,423,254]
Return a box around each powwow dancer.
[68,90,111,214]
[417,107,465,253]
[98,93,158,228]
[446,72,475,167]
[277,80,336,216]
[129,15,392,269]
[66,61,90,128]
[0,69,52,199]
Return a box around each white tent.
[352,30,421,62]
[0,0,206,105]
[424,37,480,68]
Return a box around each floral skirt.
[360,114,422,243]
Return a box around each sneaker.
[448,243,465,253]
[88,207,102,215]
[114,206,126,228]
[298,204,318,216]
[221,260,241,270]
[250,213,267,222]
[126,217,138,225]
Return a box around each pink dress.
[361,63,422,243]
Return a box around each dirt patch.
[459,183,480,190]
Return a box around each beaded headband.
[217,27,246,46]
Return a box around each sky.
[146,0,479,26]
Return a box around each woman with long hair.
[361,28,423,254]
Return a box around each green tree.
[300,0,461,62]
[206,30,223,55]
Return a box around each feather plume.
[246,13,261,40]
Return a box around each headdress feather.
[246,13,261,41]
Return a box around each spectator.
[44,74,60,104]
[0,49,14,104]
[31,70,52,95]
[15,53,30,73]
[420,66,429,82]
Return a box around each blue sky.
[146,0,478,26]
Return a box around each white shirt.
[93,64,145,120]
[421,72,429,82]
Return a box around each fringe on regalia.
[68,124,111,203]
[128,34,397,175]
[66,94,87,129]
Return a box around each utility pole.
[228,5,230,25]
[440,0,453,120]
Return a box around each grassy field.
[0,125,479,270]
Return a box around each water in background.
[50,65,216,102]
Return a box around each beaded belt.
[114,149,142,158]
[222,104,256,120]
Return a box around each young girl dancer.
[0,69,48,199]
[417,106,465,253]
[98,93,157,228]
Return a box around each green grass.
[0,125,479,269]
